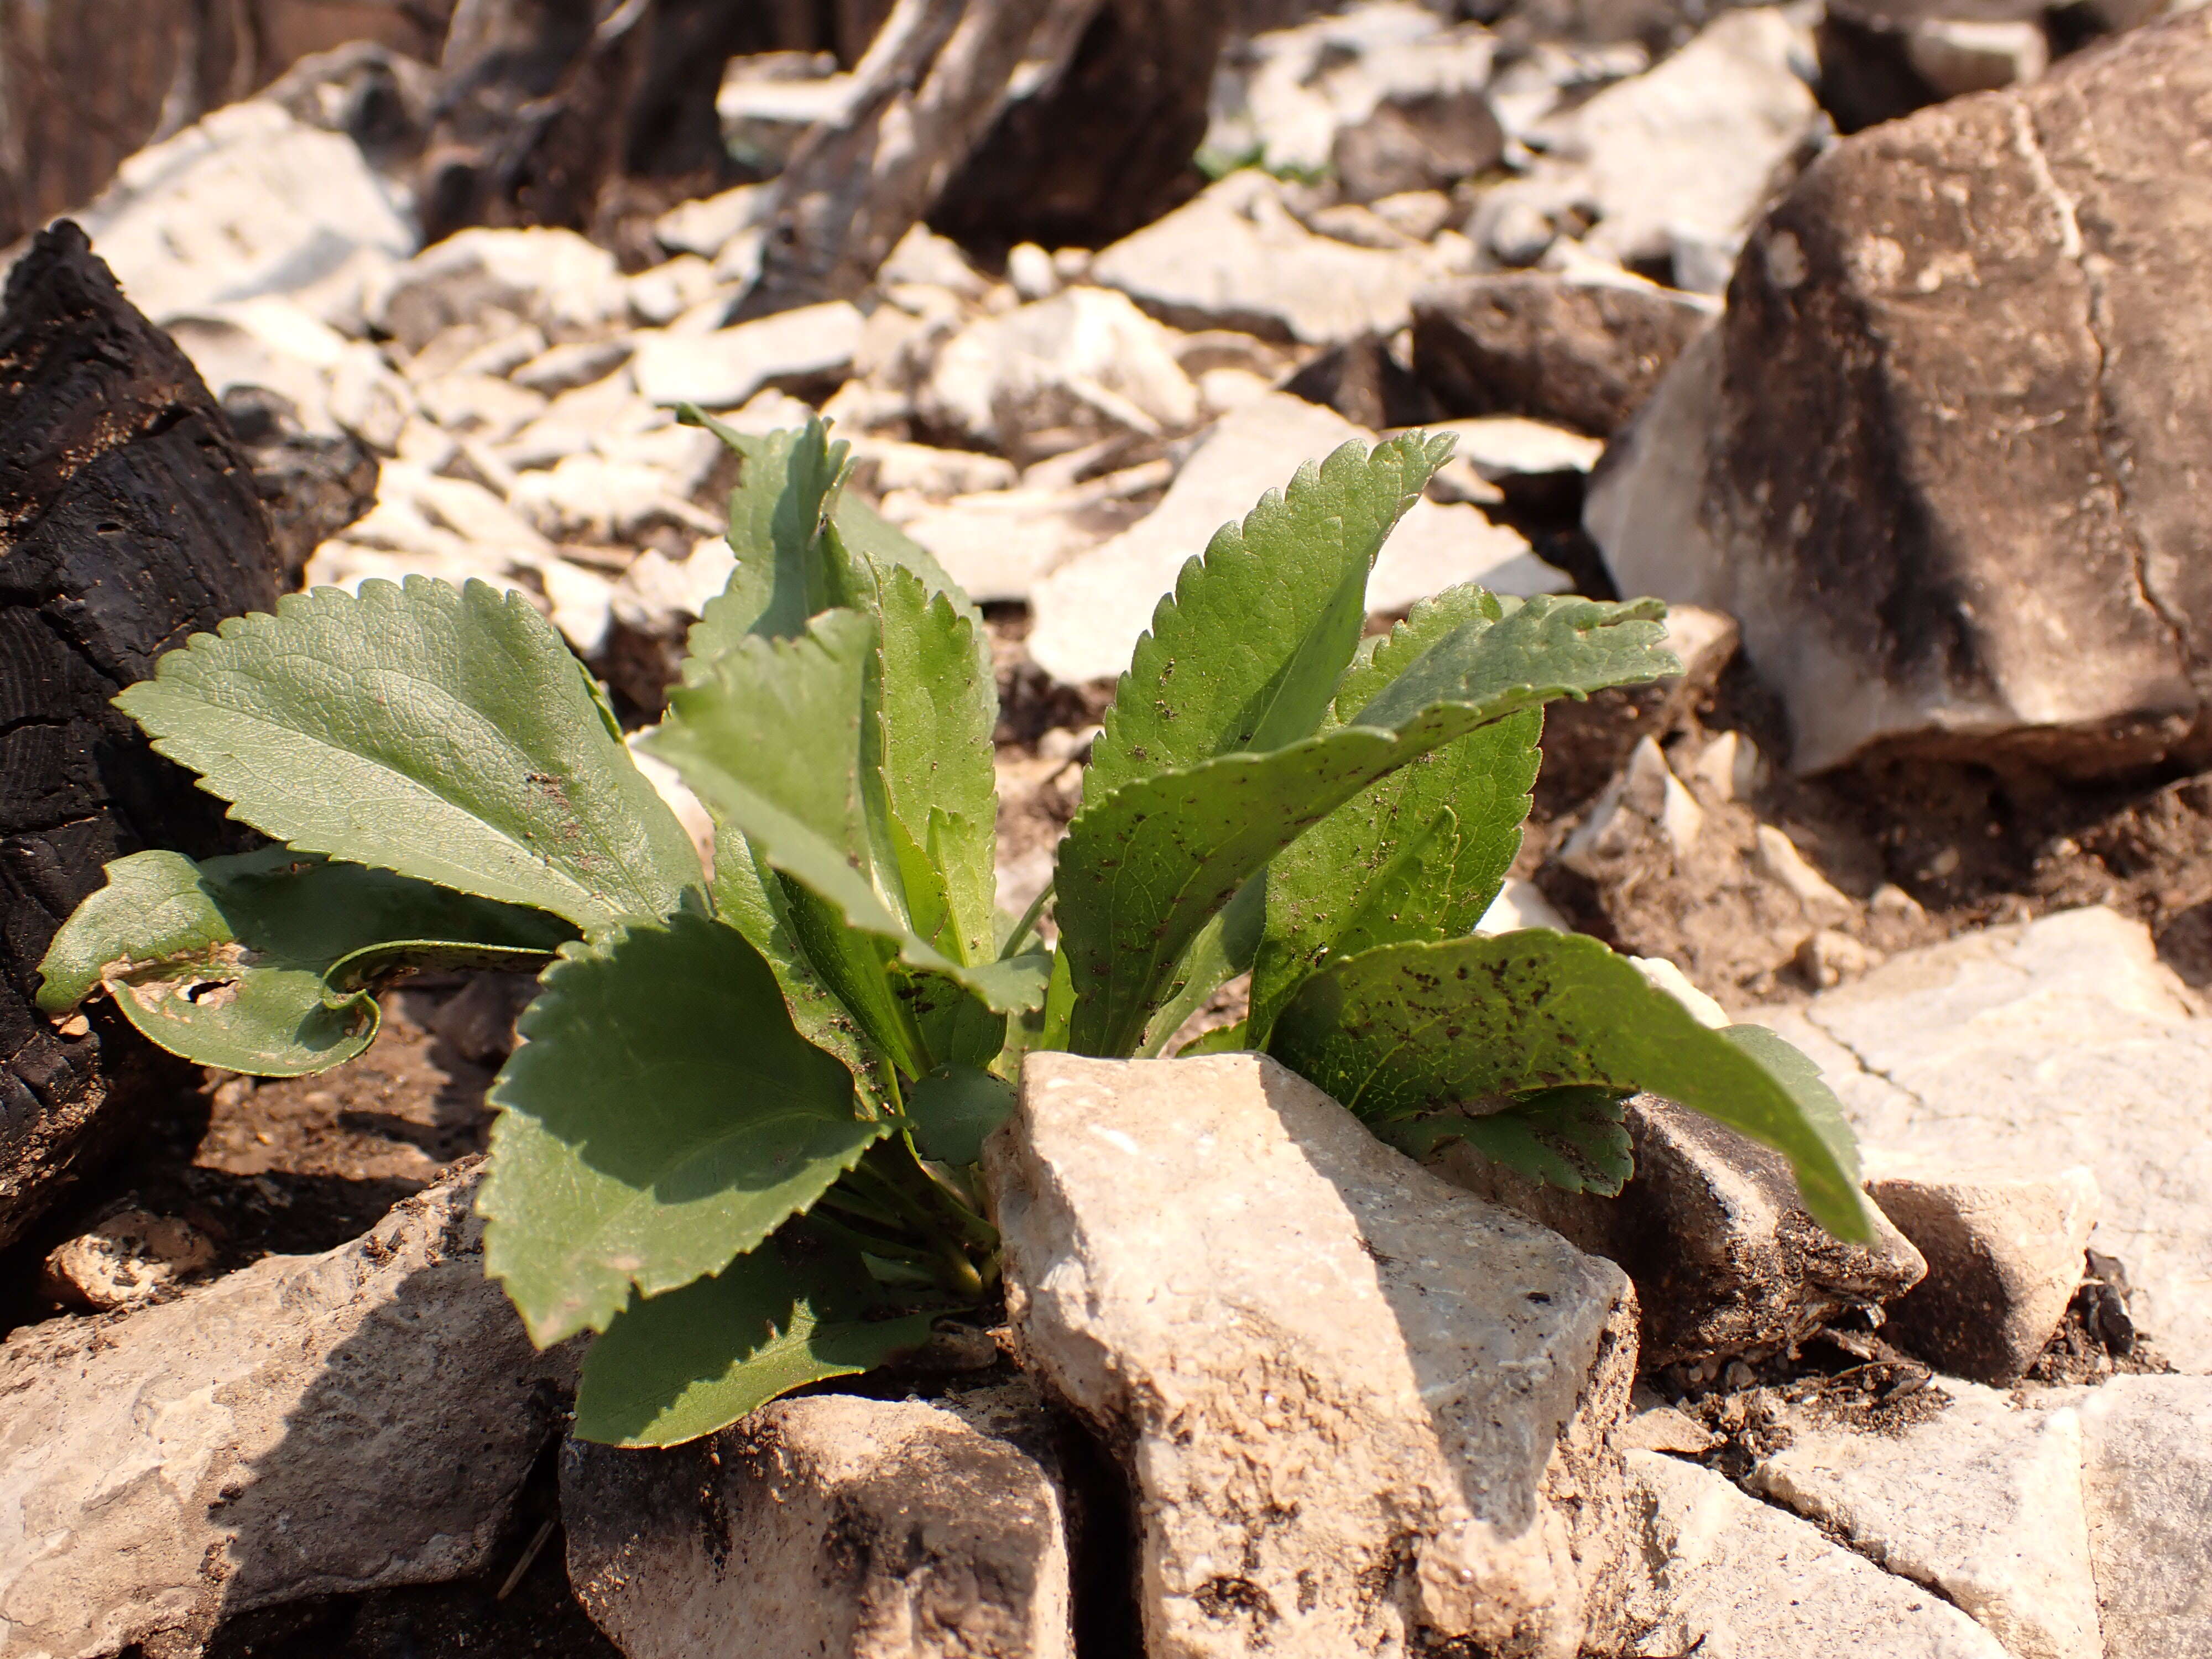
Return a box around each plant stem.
[1000,881,1054,959]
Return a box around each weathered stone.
[1027,394,1563,684]
[630,301,863,410]
[1437,1095,1927,1370]
[1907,18,2049,99]
[1760,905,2212,1373]
[509,453,720,546]
[1483,9,1821,291]
[1745,1383,2103,1659]
[1333,86,1505,203]
[887,466,1167,605]
[1871,1166,2101,1382]
[38,1206,216,1312]
[2078,1374,2212,1658]
[0,1170,572,1657]
[1589,9,2212,776]
[1091,170,1468,345]
[919,286,1200,458]
[372,227,630,355]
[510,337,633,397]
[1411,275,1713,437]
[988,1052,1639,1658]
[1557,736,1706,875]
[72,100,414,328]
[1616,1449,2014,1657]
[561,1383,1075,1659]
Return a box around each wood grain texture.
[0,221,281,1248]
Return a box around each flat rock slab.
[561,1384,1074,1659]
[0,1169,571,1658]
[987,1052,1638,1658]
[1745,1382,2102,1659]
[1026,393,1563,685]
[1763,905,2212,1372]
[1618,1449,2012,1657]
[2078,1375,2212,1658]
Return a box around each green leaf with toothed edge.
[572,1236,934,1447]
[649,609,1045,1019]
[1056,595,1677,1058]
[112,577,702,938]
[482,910,882,1346]
[1248,585,1545,1046]
[34,847,572,1077]
[1266,928,1870,1240]
[1086,431,1456,801]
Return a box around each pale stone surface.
[1871,1166,2100,1382]
[562,1384,1074,1659]
[2077,1374,2212,1658]
[374,227,628,353]
[1618,1450,2014,1658]
[38,1208,216,1312]
[1761,906,2212,1373]
[1745,1383,2103,1659]
[988,1052,1639,1659]
[1429,416,1605,480]
[1091,171,1470,345]
[1559,736,1705,874]
[631,301,863,409]
[1027,394,1562,684]
[0,1172,571,1658]
[886,468,1165,605]
[920,286,1201,452]
[74,101,414,327]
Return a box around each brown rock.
[1411,274,1714,437]
[39,1206,217,1311]
[1590,9,2212,776]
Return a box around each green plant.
[38,418,1870,1446]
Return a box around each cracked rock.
[1744,1381,2103,1659]
[560,1383,1075,1659]
[1762,905,2212,1373]
[1438,1094,1926,1370]
[1870,1165,2100,1382]
[987,1052,1639,1659]
[0,1169,571,1658]
[1615,1449,2012,1657]
[1589,7,2212,776]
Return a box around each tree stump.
[0,222,281,1249]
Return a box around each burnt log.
[0,222,282,1249]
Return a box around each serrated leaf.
[650,610,1041,1016]
[1136,873,1264,1058]
[686,418,847,660]
[1175,1019,1250,1057]
[572,1240,932,1446]
[904,1063,1016,1166]
[1381,1086,1633,1196]
[1087,433,1453,800]
[35,847,571,1076]
[114,578,701,937]
[1267,930,1870,1240]
[483,910,882,1344]
[875,570,999,966]
[1249,586,1543,1045]
[1058,596,1677,1057]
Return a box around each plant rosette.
[39,415,1870,1446]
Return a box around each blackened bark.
[0,222,281,1248]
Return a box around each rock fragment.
[630,301,864,410]
[2078,1374,2212,1658]
[1761,905,2212,1373]
[1870,1166,2100,1381]
[561,1384,1075,1659]
[1437,1095,1926,1370]
[1745,1382,2104,1659]
[38,1207,216,1311]
[1618,1449,2014,1657]
[0,1170,572,1658]
[988,1052,1639,1658]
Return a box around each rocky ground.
[3,1,2212,1656]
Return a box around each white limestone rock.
[1617,1450,2013,1657]
[987,1052,1640,1659]
[373,227,628,353]
[1027,394,1562,685]
[0,1172,571,1658]
[630,301,863,410]
[561,1384,1075,1659]
[2077,1374,2212,1658]
[1744,1383,2103,1659]
[1760,906,2212,1373]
